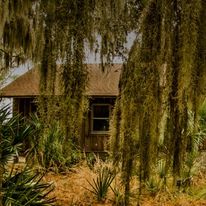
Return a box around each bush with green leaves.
[26,116,81,171]
[3,168,55,206]
[42,123,78,170]
[0,105,55,206]
[0,105,33,165]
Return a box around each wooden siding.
[84,134,109,152]
[13,97,116,152]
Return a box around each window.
[91,104,110,133]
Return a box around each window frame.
[91,104,111,134]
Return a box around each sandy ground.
[44,164,111,205]
[44,163,206,206]
[8,156,206,205]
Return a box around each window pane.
[93,119,109,131]
[93,105,109,118]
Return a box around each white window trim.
[91,104,111,134]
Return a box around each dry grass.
[43,160,206,206]
[44,162,114,205]
[6,156,206,205]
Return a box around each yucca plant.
[0,105,23,167]
[86,167,115,202]
[2,168,55,206]
[0,105,55,206]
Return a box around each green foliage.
[85,153,97,169]
[3,169,55,206]
[144,159,168,196]
[108,1,206,204]
[145,177,160,197]
[110,186,124,206]
[25,115,81,171]
[86,167,115,202]
[194,187,206,200]
[199,102,206,121]
[25,113,44,165]
[0,105,55,206]
[42,123,81,170]
[42,124,66,169]
[0,105,33,167]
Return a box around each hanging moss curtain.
[109,0,206,204]
[1,0,206,205]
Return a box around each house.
[0,64,122,152]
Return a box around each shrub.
[0,105,55,206]
[3,168,55,206]
[26,115,81,171]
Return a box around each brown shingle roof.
[0,64,121,97]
